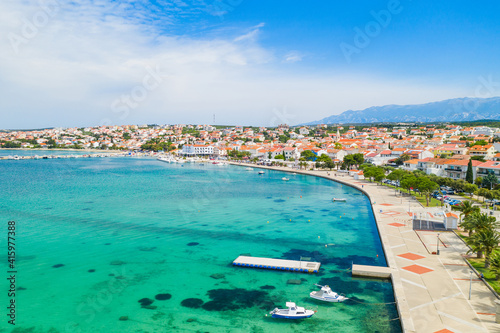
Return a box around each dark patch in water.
[305,209,315,213]
[104,243,111,245]
[187,242,199,246]
[18,287,27,291]
[138,298,154,306]
[45,207,53,210]
[318,276,364,295]
[202,288,270,311]
[273,199,285,203]
[155,293,172,300]
[266,196,272,199]
[181,298,204,308]
[282,249,378,268]
[260,285,275,290]
[82,208,91,211]
[52,264,65,268]
[85,201,94,204]
[201,224,208,227]
[88,269,95,273]
[320,209,329,212]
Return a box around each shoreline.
[226,161,409,331]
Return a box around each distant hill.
[304,97,500,125]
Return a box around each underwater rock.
[104,243,111,245]
[210,273,225,280]
[52,264,65,268]
[187,242,199,246]
[186,318,197,323]
[108,274,115,276]
[88,269,95,273]
[300,278,307,282]
[119,316,128,321]
[138,298,154,306]
[259,285,275,290]
[110,260,126,266]
[155,293,172,301]
[115,276,126,280]
[138,246,156,251]
[286,279,302,285]
[181,298,204,309]
[142,305,157,310]
[201,288,269,312]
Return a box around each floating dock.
[232,255,321,273]
[352,264,391,278]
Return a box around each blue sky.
[1,0,499,128]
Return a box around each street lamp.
[469,271,473,300]
[436,233,440,255]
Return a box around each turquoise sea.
[1,157,401,333]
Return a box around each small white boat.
[332,198,346,202]
[310,284,348,303]
[258,171,265,174]
[282,177,289,181]
[270,302,315,319]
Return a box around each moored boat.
[332,198,346,202]
[258,171,265,174]
[310,284,348,303]
[282,177,289,181]
[270,302,315,319]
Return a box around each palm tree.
[460,212,498,237]
[454,201,480,235]
[489,252,500,280]
[467,228,500,268]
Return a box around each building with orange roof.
[469,145,495,160]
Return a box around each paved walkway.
[230,163,499,333]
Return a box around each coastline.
[227,161,411,332]
[226,161,500,333]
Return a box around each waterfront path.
[229,163,499,333]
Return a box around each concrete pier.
[352,264,392,278]
[232,255,321,273]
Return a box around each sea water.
[0,157,401,332]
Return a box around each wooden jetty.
[232,255,321,273]
[352,264,391,278]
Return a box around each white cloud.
[283,51,303,63]
[0,2,470,129]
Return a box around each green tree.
[482,171,499,190]
[465,159,474,184]
[467,228,500,268]
[123,132,131,140]
[475,176,483,187]
[416,177,438,207]
[364,166,385,183]
[401,175,417,194]
[475,140,489,146]
[300,150,316,161]
[489,252,500,280]
[455,201,480,235]
[471,156,486,162]
[394,153,412,166]
[316,154,331,163]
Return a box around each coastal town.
[2,123,500,184]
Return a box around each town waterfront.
[1,157,401,332]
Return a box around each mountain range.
[304,97,500,125]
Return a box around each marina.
[232,255,321,273]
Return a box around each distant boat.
[258,171,265,174]
[310,284,348,303]
[332,198,346,202]
[282,177,289,181]
[245,167,254,171]
[270,302,315,319]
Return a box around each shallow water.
[0,158,401,332]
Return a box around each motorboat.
[258,171,265,174]
[282,177,289,181]
[270,302,315,319]
[310,284,348,303]
[332,198,346,202]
